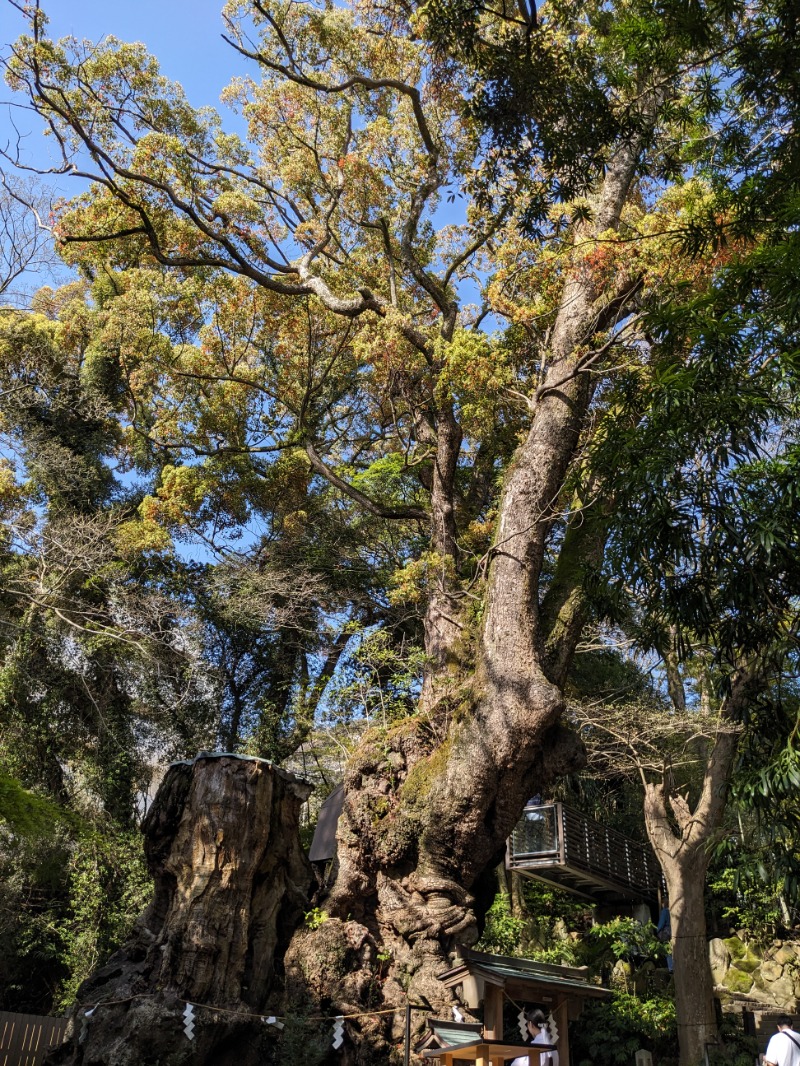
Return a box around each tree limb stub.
[47,755,312,1066]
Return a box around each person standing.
[510,1009,559,1066]
[764,1016,800,1066]
[656,904,673,973]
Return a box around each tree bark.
[643,666,752,1065]
[47,754,312,1066]
[419,401,464,711]
[284,138,648,1063]
[645,772,718,1066]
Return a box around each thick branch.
[691,665,755,838]
[304,440,428,521]
[539,493,610,687]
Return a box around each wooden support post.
[484,984,503,1039]
[554,998,570,1066]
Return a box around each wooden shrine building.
[417,1015,557,1066]
[425,947,613,1066]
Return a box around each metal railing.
[510,803,562,860]
[509,803,660,897]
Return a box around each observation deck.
[507,802,661,905]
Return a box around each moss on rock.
[723,966,754,994]
[723,936,747,960]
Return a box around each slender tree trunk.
[664,627,687,711]
[226,687,245,751]
[643,673,750,1066]
[645,782,719,1066]
[419,402,464,711]
[671,867,717,1064]
[510,870,527,918]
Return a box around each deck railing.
[509,803,660,899]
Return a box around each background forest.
[0,0,799,1064]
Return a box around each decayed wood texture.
[46,754,312,1066]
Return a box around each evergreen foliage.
[0,4,798,1060]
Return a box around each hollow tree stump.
[47,754,313,1066]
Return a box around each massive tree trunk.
[285,141,648,1062]
[643,668,752,1066]
[48,754,312,1066]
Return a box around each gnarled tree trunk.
[48,754,312,1066]
[285,138,651,1063]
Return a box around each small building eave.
[437,947,613,1001]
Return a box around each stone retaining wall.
[710,935,800,1010]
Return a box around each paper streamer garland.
[79,1006,95,1044]
[70,992,407,1052]
[183,1003,196,1041]
[517,1009,559,1045]
[518,1009,528,1041]
[331,1015,345,1050]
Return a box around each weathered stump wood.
[47,754,312,1066]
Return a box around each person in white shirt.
[764,1016,800,1066]
[510,1009,560,1066]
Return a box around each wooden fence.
[0,1011,68,1066]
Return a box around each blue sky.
[3,0,243,106]
[1,1,250,178]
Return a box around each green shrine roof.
[426,1020,483,1047]
[437,948,612,999]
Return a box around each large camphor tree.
[4,1,800,1063]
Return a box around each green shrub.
[571,992,677,1066]
[708,868,782,943]
[521,879,591,928]
[476,893,527,956]
[584,916,668,970]
[0,825,71,1012]
[710,1012,759,1066]
[57,827,152,1007]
